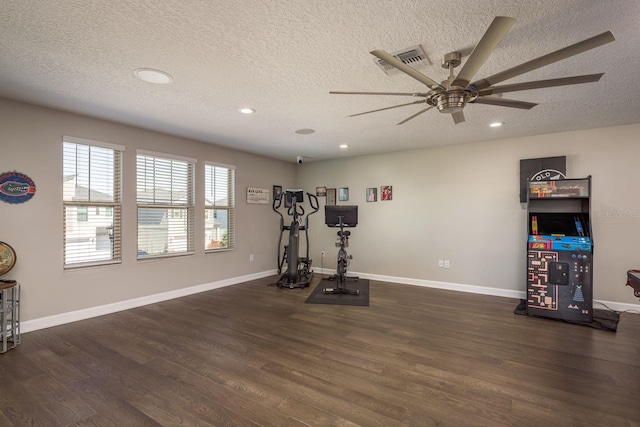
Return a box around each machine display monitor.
[285,189,304,205]
[325,205,358,227]
[531,212,588,236]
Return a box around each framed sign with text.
[246,187,270,204]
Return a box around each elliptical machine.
[272,189,319,288]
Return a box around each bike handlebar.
[307,192,319,214]
[273,191,319,222]
[271,192,320,216]
[289,204,304,218]
[272,192,285,221]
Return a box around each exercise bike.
[323,205,359,295]
[272,189,319,288]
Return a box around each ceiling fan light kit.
[436,90,478,114]
[331,16,615,125]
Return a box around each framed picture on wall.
[326,188,336,205]
[381,185,392,201]
[246,187,270,204]
[366,187,377,202]
[316,186,327,197]
[338,187,349,201]
[273,185,282,199]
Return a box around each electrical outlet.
[438,259,444,268]
[249,254,254,262]
[444,260,450,269]
[321,250,326,258]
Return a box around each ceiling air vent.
[374,45,429,76]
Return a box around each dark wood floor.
[2,276,640,426]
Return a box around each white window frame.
[204,161,236,252]
[136,150,196,259]
[63,136,124,269]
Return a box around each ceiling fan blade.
[330,91,428,97]
[451,16,516,88]
[452,111,465,124]
[471,31,615,91]
[397,106,435,125]
[370,50,444,90]
[471,97,537,109]
[477,73,604,95]
[349,100,426,117]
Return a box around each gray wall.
[2,95,638,327]
[298,123,640,306]
[0,97,296,322]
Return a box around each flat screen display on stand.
[533,212,589,237]
[325,205,358,227]
[285,189,304,205]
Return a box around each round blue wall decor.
[0,171,37,204]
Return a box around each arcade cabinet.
[526,176,593,322]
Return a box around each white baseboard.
[22,268,640,334]
[592,299,640,314]
[317,268,640,313]
[320,269,526,299]
[21,270,277,334]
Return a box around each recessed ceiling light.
[295,128,315,135]
[239,107,255,114]
[489,122,504,127]
[339,144,349,149]
[134,68,173,84]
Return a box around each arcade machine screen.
[532,213,587,236]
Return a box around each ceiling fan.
[331,17,615,125]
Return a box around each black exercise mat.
[305,279,369,306]
[514,299,619,332]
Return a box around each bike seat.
[338,230,351,237]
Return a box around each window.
[77,206,88,222]
[136,151,195,258]
[205,162,235,251]
[63,136,123,268]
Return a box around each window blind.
[204,162,235,251]
[136,152,195,258]
[63,139,122,268]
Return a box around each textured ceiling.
[1,1,639,162]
